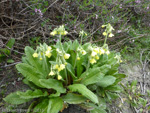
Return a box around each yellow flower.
[62,31,68,35]
[108,33,114,37]
[81,50,86,55]
[49,71,55,76]
[47,46,52,51]
[77,57,80,60]
[101,25,106,28]
[57,75,62,80]
[45,50,52,58]
[93,48,99,53]
[59,64,65,70]
[103,32,107,36]
[99,48,105,55]
[120,59,123,63]
[95,55,99,60]
[33,53,38,58]
[50,30,57,36]
[64,53,70,59]
[54,64,59,69]
[40,57,42,60]
[90,58,96,64]
[65,62,68,65]
[105,50,110,55]
[91,51,97,57]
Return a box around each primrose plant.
[4,24,126,113]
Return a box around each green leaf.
[90,108,107,113]
[17,89,48,99]
[25,46,46,76]
[131,80,137,87]
[68,84,98,103]
[23,78,39,89]
[112,73,126,79]
[39,79,66,93]
[47,97,63,113]
[3,92,31,105]
[6,38,15,48]
[66,63,77,79]
[98,97,106,109]
[105,85,122,93]
[49,92,60,98]
[62,93,87,104]
[106,92,119,100]
[80,65,110,79]
[7,59,14,63]
[16,63,44,88]
[33,99,49,113]
[81,71,104,86]
[72,40,79,50]
[97,76,116,88]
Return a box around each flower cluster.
[102,23,114,37]
[32,45,52,60]
[50,25,68,36]
[32,25,122,80]
[35,8,43,18]
[49,63,66,80]
[89,47,110,64]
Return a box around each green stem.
[59,35,68,85]
[80,36,83,45]
[103,35,108,45]
[86,56,91,70]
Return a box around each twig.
[0,61,21,68]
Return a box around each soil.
[61,105,89,113]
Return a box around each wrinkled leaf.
[62,93,87,104]
[3,92,31,105]
[68,84,98,103]
[39,79,66,93]
[97,76,116,88]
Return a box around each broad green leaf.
[62,93,87,104]
[3,92,31,105]
[76,55,86,78]
[68,50,77,67]
[80,65,110,79]
[47,97,63,113]
[66,63,77,79]
[16,63,44,88]
[80,67,100,79]
[97,76,116,88]
[99,65,111,74]
[72,40,79,50]
[90,108,107,113]
[82,43,91,51]
[23,78,39,89]
[106,64,119,75]
[25,46,47,76]
[33,99,49,113]
[81,71,104,86]
[68,84,98,103]
[39,79,66,93]
[17,89,48,99]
